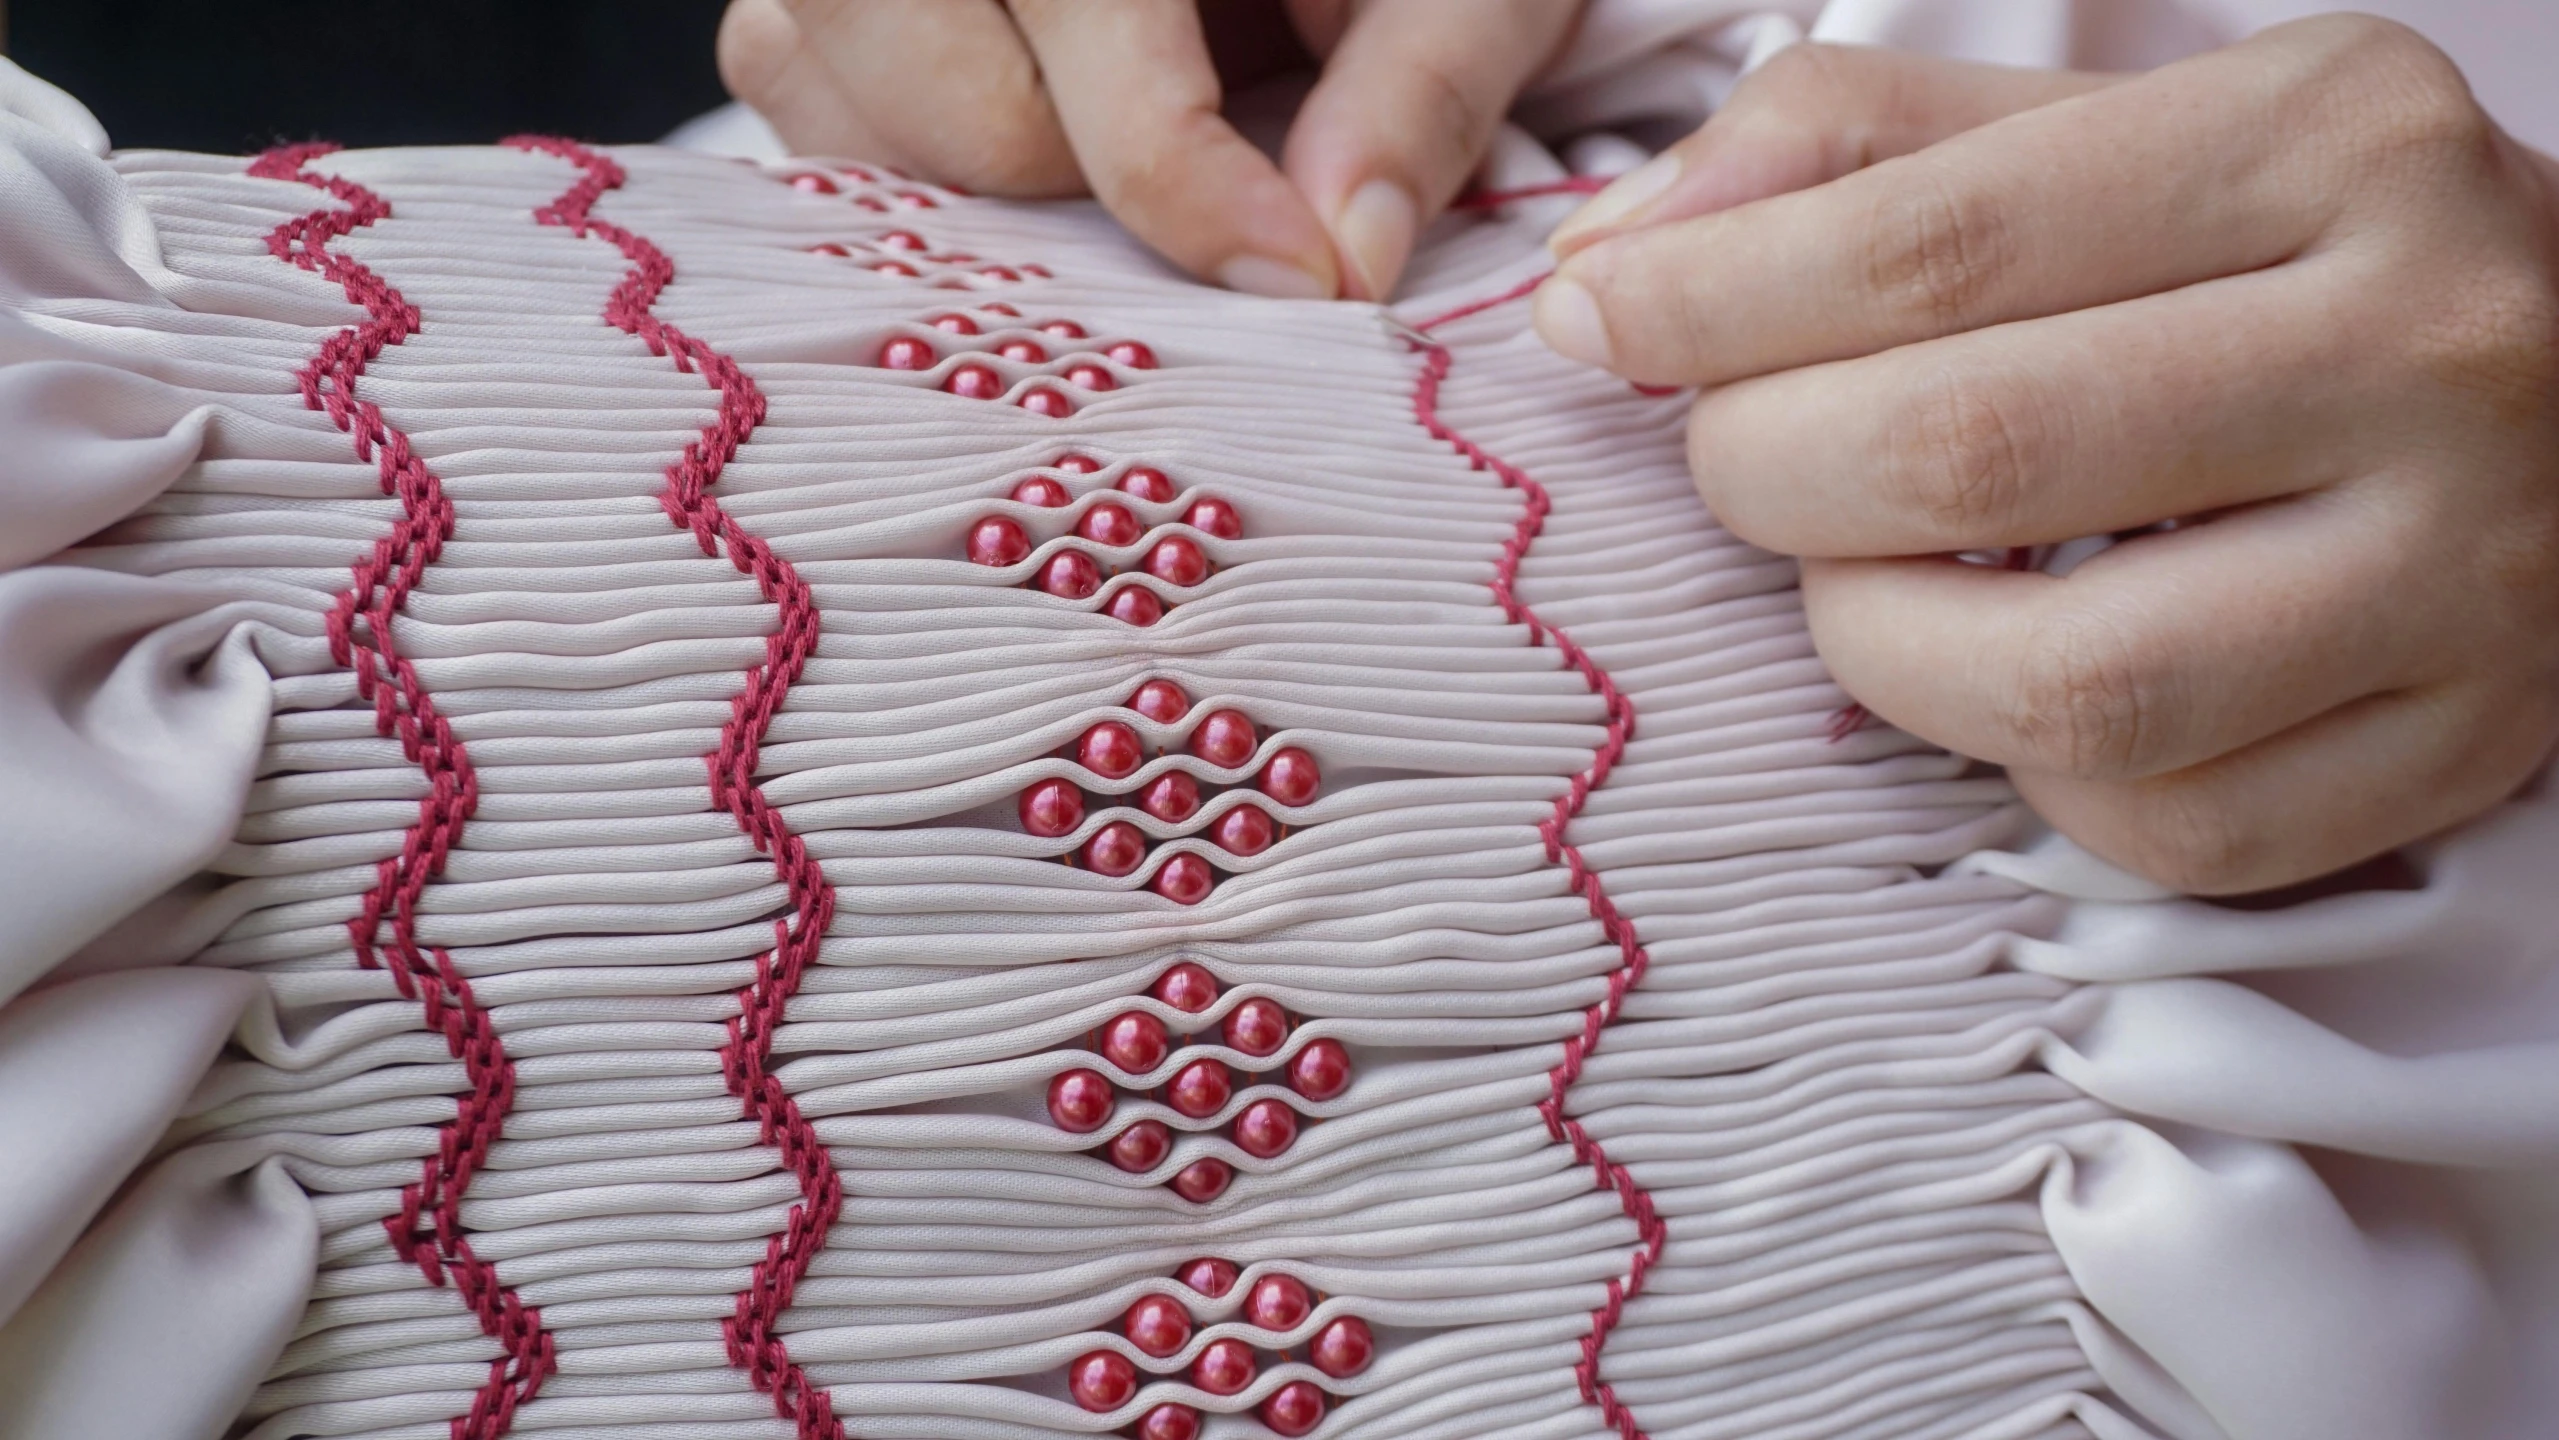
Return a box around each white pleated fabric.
[0,5,2552,1440]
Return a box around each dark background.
[13,0,733,154]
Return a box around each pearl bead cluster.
[1066,1253,1377,1436]
[967,453,1233,622]
[784,165,1057,285]
[872,307,1159,421]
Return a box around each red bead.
[1068,1349,1136,1412]
[1244,1272,1313,1332]
[1287,1038,1350,1101]
[878,336,935,371]
[1232,1098,1299,1160]
[1184,496,1243,540]
[1124,1294,1193,1359]
[788,172,837,193]
[1210,804,1275,857]
[808,242,850,256]
[1188,710,1257,770]
[1176,1256,1238,1298]
[1311,1316,1375,1378]
[1143,535,1209,587]
[1138,771,1200,825]
[870,260,919,277]
[1022,263,1053,278]
[1136,1403,1201,1440]
[1068,363,1117,391]
[997,338,1048,363]
[1019,385,1074,417]
[945,363,1003,400]
[1076,502,1142,547]
[1261,1380,1326,1437]
[1077,722,1141,779]
[1222,997,1288,1057]
[1257,747,1320,807]
[1036,549,1101,600]
[1108,1118,1171,1172]
[1047,1069,1115,1134]
[1191,1337,1257,1396]
[1109,340,1159,370]
[879,229,926,251]
[930,312,979,334]
[1018,778,1084,838]
[1010,475,1070,507]
[1118,466,1178,504]
[1040,319,1088,339]
[1170,1156,1232,1203]
[1083,821,1147,878]
[1129,678,1190,726]
[1053,453,1101,474]
[1105,586,1164,627]
[966,515,1030,567]
[1166,1057,1231,1118]
[1101,1010,1171,1073]
[978,264,1020,280]
[898,190,940,209]
[1154,962,1219,1014]
[1153,851,1214,905]
[982,301,1021,316]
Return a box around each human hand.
[1535,18,2559,894]
[716,0,1583,300]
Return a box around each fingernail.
[1333,178,1417,302]
[1549,152,1679,253]
[1532,276,1612,369]
[1218,254,1332,300]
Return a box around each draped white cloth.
[0,4,2551,1438]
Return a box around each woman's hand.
[716,0,1582,300]
[1538,17,2559,894]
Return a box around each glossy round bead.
[1210,804,1275,857]
[1036,549,1101,600]
[1137,772,1201,825]
[1107,1118,1171,1172]
[1191,1337,1257,1396]
[1154,962,1219,1014]
[1108,340,1159,370]
[944,363,1003,400]
[1221,997,1289,1057]
[1117,466,1178,503]
[788,172,837,193]
[1166,1057,1231,1119]
[1067,363,1117,391]
[1311,1315,1376,1378]
[1188,709,1257,770]
[808,242,851,256]
[1010,475,1070,508]
[1232,1097,1299,1160]
[1078,722,1143,779]
[1184,496,1244,540]
[870,259,919,277]
[1261,1380,1326,1437]
[1104,586,1164,628]
[966,515,1029,567]
[982,301,1021,316]
[1083,821,1147,878]
[1040,319,1087,339]
[1176,1256,1238,1299]
[1053,452,1102,473]
[1076,502,1142,548]
[1153,851,1215,906]
[1018,385,1074,418]
[1287,1038,1351,1101]
[1170,1156,1232,1203]
[1124,1293,1193,1359]
[878,229,926,251]
[1243,1271,1313,1332]
[1101,1010,1170,1073]
[1256,747,1321,807]
[1135,1403,1201,1440]
[996,337,1048,363]
[1017,778,1083,839]
[1129,678,1190,726]
[1046,1069,1115,1134]
[1143,535,1208,587]
[978,263,1020,280]
[930,312,979,334]
[1067,1349,1136,1412]
[877,336,934,370]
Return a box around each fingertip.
[1549,152,1681,256]
[1531,274,1613,370]
[1218,253,1335,300]
[1330,177,1417,302]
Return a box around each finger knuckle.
[2123,781,2264,894]
[1403,57,1499,165]
[2003,610,2163,778]
[1884,367,2042,542]
[2294,16,2490,163]
[1865,169,2016,336]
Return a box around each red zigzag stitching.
[250,143,557,1440]
[504,135,849,1440]
[1409,274,1668,1440]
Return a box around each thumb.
[1549,42,2116,257]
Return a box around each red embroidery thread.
[1408,282,1667,1440]
[505,135,849,1440]
[250,142,555,1440]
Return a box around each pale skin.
[721,4,2559,895]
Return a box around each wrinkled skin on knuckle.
[1862,166,2016,337]
[1883,367,2040,545]
[2002,609,2162,779]
[2125,778,2268,894]
[2285,15,2495,184]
